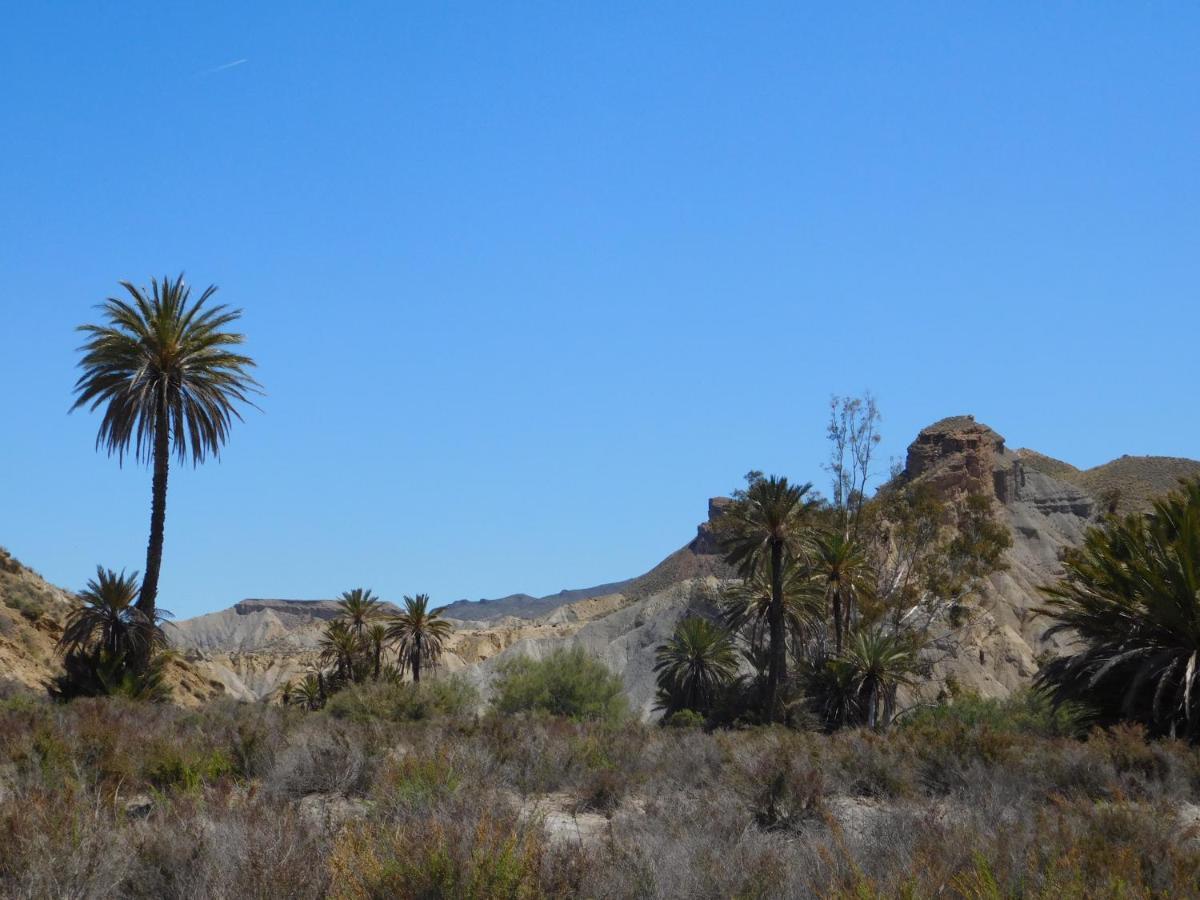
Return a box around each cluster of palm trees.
[283,589,453,710]
[655,475,919,730]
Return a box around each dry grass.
[1,683,1199,898]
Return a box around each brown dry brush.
[1,683,1200,898]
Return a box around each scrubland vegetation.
[34,287,1200,896]
[3,679,1200,898]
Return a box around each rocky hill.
[1015,449,1200,515]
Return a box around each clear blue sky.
[2,4,1197,618]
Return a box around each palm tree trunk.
[137,404,170,619]
[412,634,422,684]
[766,539,786,723]
[832,587,844,656]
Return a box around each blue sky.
[2,4,1197,618]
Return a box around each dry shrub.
[328,809,583,899]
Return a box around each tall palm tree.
[719,476,817,722]
[57,566,167,661]
[386,593,453,684]
[654,617,739,716]
[336,587,384,641]
[1037,479,1200,739]
[71,275,260,623]
[319,620,362,682]
[812,531,875,655]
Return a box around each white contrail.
[199,58,248,76]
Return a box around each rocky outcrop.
[897,416,1101,696]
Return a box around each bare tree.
[824,393,882,540]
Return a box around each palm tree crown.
[319,620,362,682]
[720,560,821,654]
[386,593,453,684]
[1037,478,1200,739]
[71,275,259,465]
[71,275,260,620]
[812,530,875,655]
[654,617,740,716]
[58,566,167,660]
[336,588,385,640]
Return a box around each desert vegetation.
[3,676,1200,898]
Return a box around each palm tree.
[367,623,389,679]
[812,531,875,655]
[336,588,384,641]
[719,476,817,722]
[720,559,821,660]
[1036,479,1200,739]
[57,566,167,661]
[832,627,919,730]
[386,593,453,684]
[295,673,324,711]
[71,275,260,624]
[654,617,739,716]
[319,620,362,682]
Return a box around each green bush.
[665,709,706,728]
[490,647,629,722]
[901,688,1090,739]
[325,676,479,723]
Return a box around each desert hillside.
[163,415,1199,714]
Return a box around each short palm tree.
[814,628,918,730]
[654,617,739,716]
[1037,479,1200,739]
[295,673,324,711]
[812,531,875,655]
[319,620,362,682]
[58,566,167,661]
[71,275,260,625]
[336,587,384,641]
[386,593,453,683]
[719,476,817,722]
